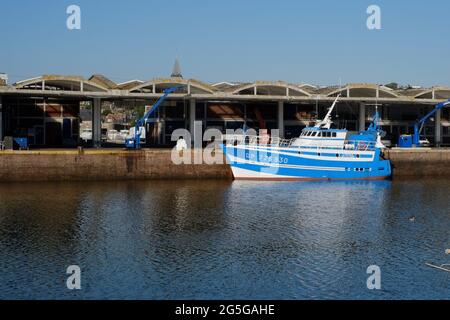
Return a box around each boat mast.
[314,94,340,129]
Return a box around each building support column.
[277,101,284,138]
[359,103,366,131]
[0,96,3,142]
[435,109,442,147]
[92,98,102,148]
[189,98,196,147]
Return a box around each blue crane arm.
[135,86,183,129]
[418,99,450,126]
[126,85,184,149]
[414,99,450,145]
[133,86,183,136]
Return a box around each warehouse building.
[0,73,449,148]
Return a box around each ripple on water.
[0,179,449,299]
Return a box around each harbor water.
[0,179,449,300]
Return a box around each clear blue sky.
[0,0,449,87]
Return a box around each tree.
[102,109,112,117]
[129,105,145,126]
[385,82,399,90]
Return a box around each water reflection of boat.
[221,96,392,181]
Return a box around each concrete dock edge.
[0,148,449,182]
[0,149,233,182]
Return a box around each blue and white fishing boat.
[220,96,391,180]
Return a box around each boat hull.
[221,144,392,181]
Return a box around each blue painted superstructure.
[221,96,391,180]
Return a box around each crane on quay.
[398,99,450,148]
[125,85,184,149]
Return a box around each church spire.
[171,58,183,78]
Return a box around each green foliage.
[129,105,145,126]
[135,105,145,118]
[80,101,92,110]
[102,109,112,116]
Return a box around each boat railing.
[225,134,377,151]
[224,134,294,147]
[343,140,377,151]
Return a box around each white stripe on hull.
[227,154,346,171]
[231,166,303,180]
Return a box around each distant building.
[0,73,7,86]
[105,112,127,124]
